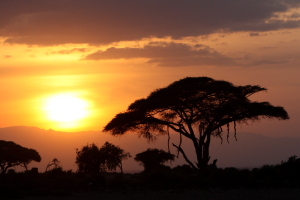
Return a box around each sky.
[1,0,300,139]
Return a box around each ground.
[23,188,300,200]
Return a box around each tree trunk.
[119,163,123,173]
[173,129,214,172]
[194,131,212,170]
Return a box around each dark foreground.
[2,160,300,200]
[21,188,300,200]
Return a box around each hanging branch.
[167,126,171,153]
[219,133,223,144]
[234,121,238,141]
[218,127,223,144]
[227,123,230,143]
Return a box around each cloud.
[85,42,237,67]
[51,48,89,55]
[288,12,300,19]
[84,41,292,67]
[85,42,215,59]
[1,0,300,46]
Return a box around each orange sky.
[1,36,299,135]
[1,1,300,136]
[0,1,299,135]
[1,0,300,171]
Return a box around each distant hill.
[1,126,299,172]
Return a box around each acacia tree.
[134,148,175,173]
[0,140,41,174]
[103,77,289,171]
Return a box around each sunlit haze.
[40,93,92,130]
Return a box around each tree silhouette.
[0,140,41,174]
[75,142,131,173]
[75,143,103,173]
[134,148,175,173]
[103,77,289,171]
[99,142,131,173]
[45,158,62,171]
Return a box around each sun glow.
[44,93,90,122]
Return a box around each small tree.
[104,77,289,171]
[46,158,62,171]
[75,142,131,173]
[0,140,41,174]
[99,142,131,173]
[134,148,175,173]
[75,143,103,173]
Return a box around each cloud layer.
[84,41,291,67]
[85,42,237,67]
[1,0,300,45]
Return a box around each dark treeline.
[1,154,300,199]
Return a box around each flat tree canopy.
[134,148,175,173]
[103,77,289,171]
[0,140,41,174]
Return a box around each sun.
[44,93,90,122]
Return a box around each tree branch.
[172,143,198,170]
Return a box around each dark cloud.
[85,42,237,67]
[1,0,300,46]
[85,42,216,59]
[249,32,260,36]
[85,42,291,67]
